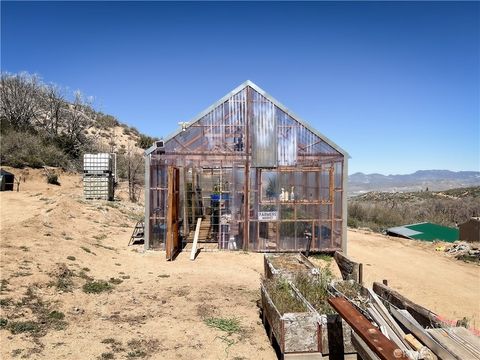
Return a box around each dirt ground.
[347,229,480,329]
[0,168,479,359]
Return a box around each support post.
[341,158,348,254]
[144,154,151,251]
[243,86,251,251]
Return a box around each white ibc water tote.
[83,153,116,201]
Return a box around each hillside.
[352,186,480,202]
[349,170,480,195]
[0,72,157,172]
[348,186,480,232]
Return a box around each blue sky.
[2,1,479,174]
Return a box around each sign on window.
[258,211,278,221]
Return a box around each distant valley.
[348,170,480,195]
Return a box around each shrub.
[348,189,480,232]
[0,131,69,168]
[0,318,7,328]
[46,173,60,185]
[50,263,75,292]
[96,114,119,129]
[8,320,40,334]
[83,280,112,294]
[48,311,65,320]
[136,134,158,150]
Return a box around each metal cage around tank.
[144,81,349,256]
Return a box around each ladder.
[128,221,144,246]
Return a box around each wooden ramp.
[184,217,218,253]
[186,217,213,243]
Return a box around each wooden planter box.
[261,282,324,358]
[262,255,356,358]
[264,253,318,281]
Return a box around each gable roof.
[159,80,349,158]
[387,222,459,243]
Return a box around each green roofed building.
[386,222,459,243]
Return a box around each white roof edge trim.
[163,80,350,158]
[144,144,157,156]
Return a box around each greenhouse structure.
[144,81,349,259]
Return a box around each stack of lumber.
[330,281,480,360]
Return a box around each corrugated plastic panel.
[251,89,277,167]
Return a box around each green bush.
[0,131,69,168]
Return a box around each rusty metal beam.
[328,297,407,360]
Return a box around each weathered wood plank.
[450,327,480,354]
[390,307,457,360]
[427,328,480,360]
[372,282,442,328]
[261,283,322,355]
[366,288,411,350]
[328,297,407,360]
[334,251,360,282]
[404,334,423,351]
[190,218,202,260]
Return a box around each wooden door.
[166,166,180,260]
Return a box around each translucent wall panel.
[149,160,167,249]
[165,88,247,154]
[277,110,297,166]
[251,90,277,167]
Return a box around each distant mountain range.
[348,170,480,195]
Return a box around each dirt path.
[0,168,276,360]
[348,229,480,328]
[1,167,479,359]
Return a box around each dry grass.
[332,281,369,311]
[263,277,306,314]
[269,255,308,272]
[292,271,335,315]
[1,286,68,337]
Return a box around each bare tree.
[39,84,66,137]
[118,145,144,203]
[59,91,95,158]
[0,72,42,131]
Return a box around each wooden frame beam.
[328,297,407,360]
